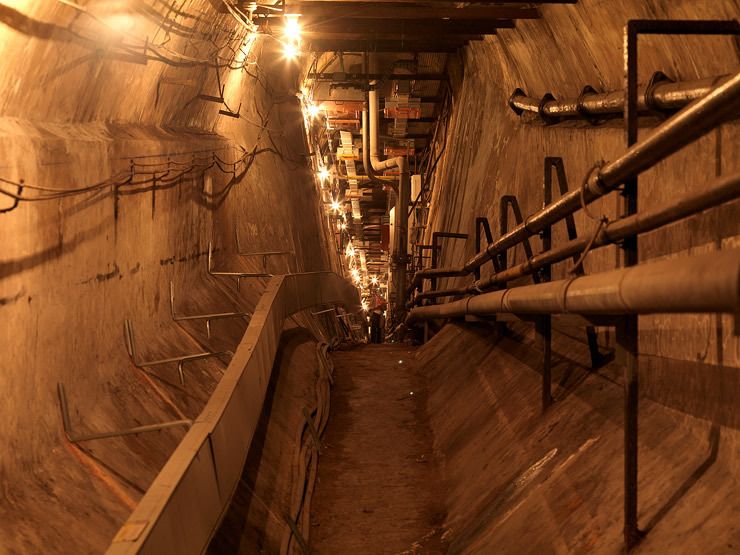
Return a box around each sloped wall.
[418,322,740,553]
[0,2,338,552]
[425,0,740,424]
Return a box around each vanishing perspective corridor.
[1,1,738,553]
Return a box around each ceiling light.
[283,15,301,42]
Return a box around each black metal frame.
[430,231,468,300]
[620,19,740,549]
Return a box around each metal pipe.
[509,74,732,122]
[406,249,740,324]
[362,55,411,324]
[412,171,740,302]
[409,71,740,289]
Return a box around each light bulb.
[283,15,301,42]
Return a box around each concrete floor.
[310,344,447,554]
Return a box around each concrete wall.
[0,2,338,551]
[425,0,740,425]
[418,322,740,553]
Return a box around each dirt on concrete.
[310,344,447,555]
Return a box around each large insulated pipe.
[509,74,732,122]
[411,171,740,302]
[365,78,411,323]
[406,249,740,324]
[410,70,740,288]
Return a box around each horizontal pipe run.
[509,74,732,121]
[406,249,740,324]
[412,171,740,303]
[409,71,740,292]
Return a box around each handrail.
[407,69,740,300]
[106,271,359,555]
[406,249,740,324]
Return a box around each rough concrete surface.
[310,344,447,554]
[0,2,339,552]
[425,0,740,424]
[418,322,740,554]
[208,324,322,554]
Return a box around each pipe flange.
[508,88,527,115]
[538,92,560,125]
[576,85,602,126]
[644,71,675,116]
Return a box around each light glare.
[283,42,299,60]
[284,16,301,42]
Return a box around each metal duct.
[509,73,732,123]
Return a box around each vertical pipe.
[474,220,483,282]
[540,171,553,411]
[431,233,440,304]
[622,23,641,550]
[366,67,410,325]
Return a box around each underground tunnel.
[0,0,739,553]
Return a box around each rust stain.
[63,440,137,511]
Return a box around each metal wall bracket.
[499,195,538,285]
[57,383,192,443]
[124,319,232,385]
[543,157,606,369]
[430,231,468,300]
[169,281,250,339]
[620,18,740,551]
[197,68,242,118]
[219,101,242,119]
[235,229,295,272]
[208,242,273,291]
[0,179,23,214]
[474,217,503,280]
